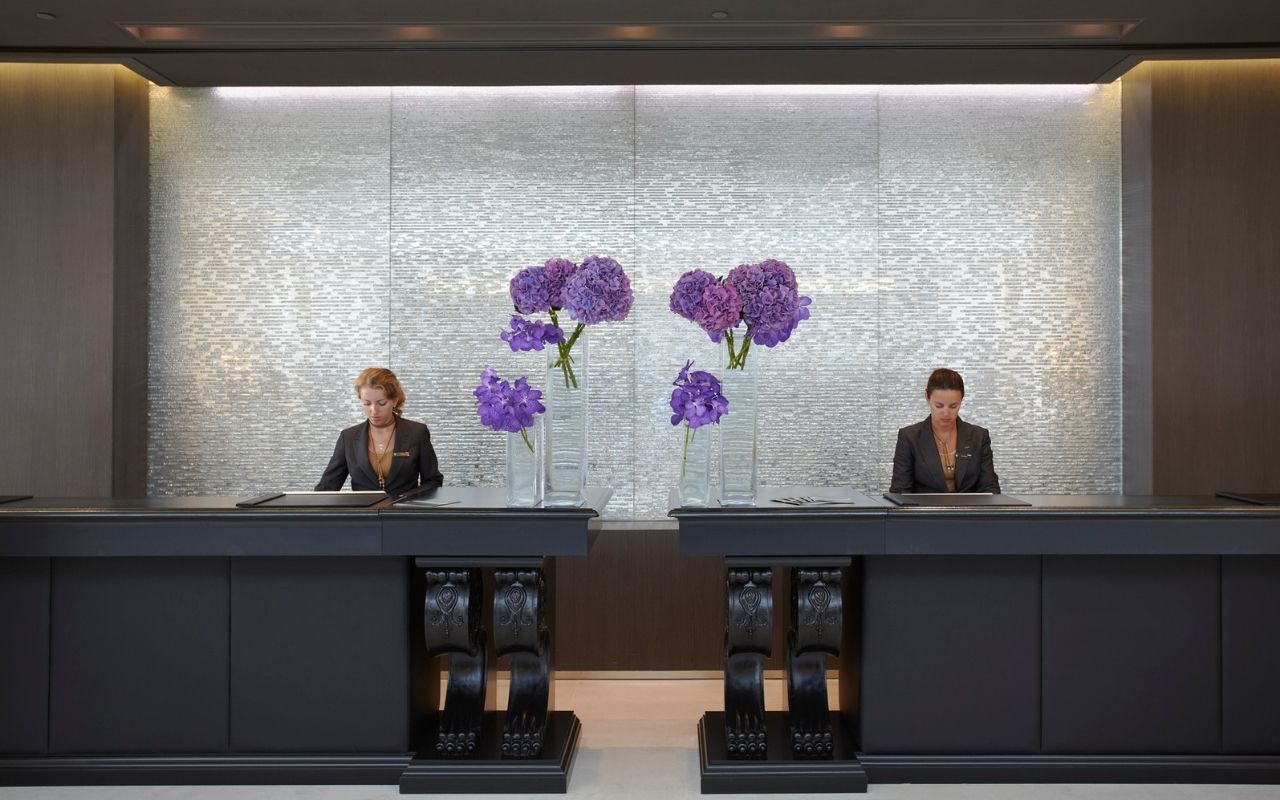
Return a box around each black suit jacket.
[315,417,444,494]
[890,416,1000,494]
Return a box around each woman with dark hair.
[315,367,443,494]
[890,368,1000,494]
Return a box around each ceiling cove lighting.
[119,19,1140,45]
[643,85,879,96]
[883,85,1100,98]
[212,86,392,98]
[211,86,632,100]
[208,85,1098,100]
[393,86,629,98]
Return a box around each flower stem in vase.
[547,309,581,389]
[724,328,751,370]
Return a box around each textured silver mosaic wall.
[149,84,1121,517]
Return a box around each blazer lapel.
[952,418,975,489]
[917,418,946,491]
[353,422,377,487]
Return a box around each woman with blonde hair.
[316,367,443,493]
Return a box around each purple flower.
[509,266,552,314]
[500,315,566,352]
[693,281,742,339]
[474,366,545,434]
[670,269,718,321]
[751,294,812,348]
[670,269,743,341]
[757,258,798,291]
[670,360,729,429]
[671,258,809,368]
[727,260,801,336]
[507,376,546,425]
[564,255,634,324]
[542,258,577,309]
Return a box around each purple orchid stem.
[682,422,694,477]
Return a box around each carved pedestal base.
[787,568,842,760]
[400,711,581,794]
[724,569,772,759]
[495,569,553,759]
[711,560,862,792]
[698,712,866,794]
[422,568,493,758]
[413,560,562,791]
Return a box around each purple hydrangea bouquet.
[504,255,632,506]
[507,255,634,388]
[669,258,812,370]
[669,360,728,507]
[669,258,809,505]
[473,366,545,452]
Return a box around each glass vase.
[678,422,714,507]
[718,343,758,506]
[506,419,542,507]
[543,326,588,507]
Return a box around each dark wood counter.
[670,491,1280,792]
[0,488,607,792]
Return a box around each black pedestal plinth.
[400,710,580,794]
[698,712,866,794]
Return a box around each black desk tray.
[884,492,1030,507]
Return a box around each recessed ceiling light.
[36,11,57,20]
[710,11,729,20]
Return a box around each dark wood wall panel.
[0,64,149,498]
[1148,60,1280,495]
[554,527,725,670]
[1121,64,1154,494]
[0,64,115,497]
[554,528,826,672]
[111,68,151,497]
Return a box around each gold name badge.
[393,451,411,457]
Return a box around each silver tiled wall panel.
[149,84,1121,516]
[149,88,393,496]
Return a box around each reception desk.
[3,489,1278,792]
[0,489,607,791]
[673,490,1280,792]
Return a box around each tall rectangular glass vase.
[678,421,714,507]
[543,329,588,507]
[718,348,758,506]
[506,418,542,507]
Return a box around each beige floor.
[2,680,1278,800]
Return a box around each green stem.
[724,328,751,370]
[520,425,534,453]
[563,322,585,352]
[681,424,692,477]
[546,310,580,389]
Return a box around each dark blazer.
[890,416,1000,494]
[315,416,444,494]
